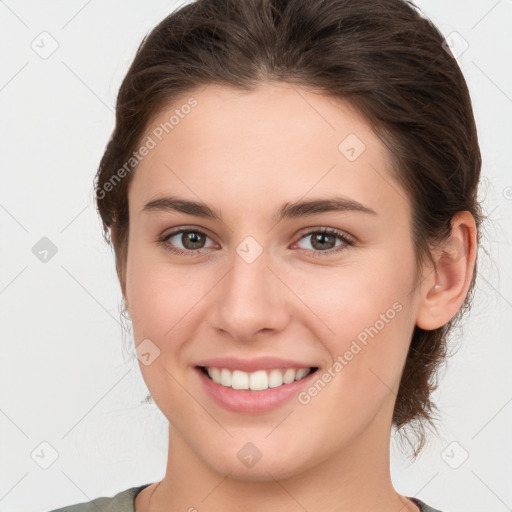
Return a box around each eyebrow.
[141,195,377,223]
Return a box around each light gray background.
[1,1,511,511]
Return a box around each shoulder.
[412,497,448,512]
[47,484,151,512]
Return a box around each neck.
[137,401,419,512]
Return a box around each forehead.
[128,82,409,222]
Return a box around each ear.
[415,211,477,330]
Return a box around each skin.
[110,82,476,512]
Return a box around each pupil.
[314,233,334,250]
[184,231,204,249]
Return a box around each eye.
[293,228,355,257]
[158,228,216,257]
[157,226,355,258]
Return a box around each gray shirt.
[47,484,446,512]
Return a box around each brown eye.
[159,226,354,258]
[309,232,337,251]
[159,228,215,256]
[178,230,207,250]
[295,228,354,255]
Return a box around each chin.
[199,441,316,483]
[212,459,302,483]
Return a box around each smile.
[199,366,316,391]
[195,365,319,414]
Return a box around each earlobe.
[415,211,477,331]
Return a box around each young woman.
[49,0,482,511]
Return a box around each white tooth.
[231,370,250,390]
[210,367,221,384]
[220,368,232,387]
[211,366,312,390]
[268,369,283,388]
[282,368,296,384]
[295,368,310,380]
[249,370,268,391]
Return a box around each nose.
[207,245,291,343]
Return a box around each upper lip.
[195,356,318,373]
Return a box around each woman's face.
[124,82,423,480]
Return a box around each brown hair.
[95,0,483,459]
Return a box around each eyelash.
[157,227,355,258]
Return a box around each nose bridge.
[209,236,290,340]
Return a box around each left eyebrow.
[141,195,377,222]
[274,196,377,222]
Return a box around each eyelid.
[160,224,354,241]
[159,225,356,257]
[159,226,217,251]
[295,225,355,243]
[292,227,355,257]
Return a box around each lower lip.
[195,367,317,414]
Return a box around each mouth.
[194,357,322,413]
[196,365,319,391]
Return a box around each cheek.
[124,248,201,412]
[296,247,415,339]
[298,249,416,399]
[125,243,197,335]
